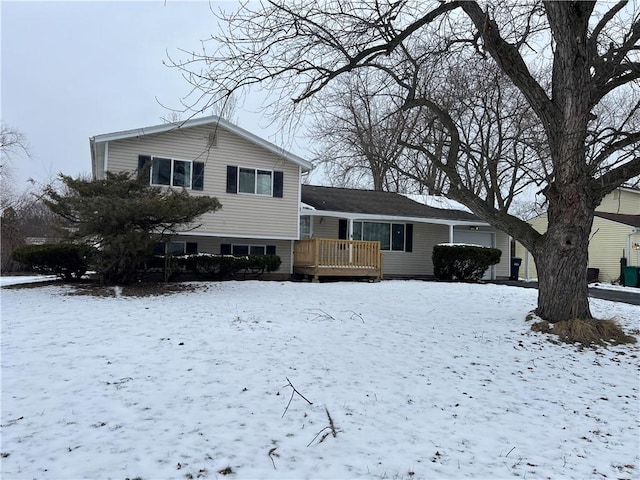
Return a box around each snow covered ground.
[1,279,638,479]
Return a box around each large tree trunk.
[532,185,595,322]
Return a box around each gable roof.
[90,115,313,171]
[301,185,483,223]
[595,212,640,228]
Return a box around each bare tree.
[172,1,640,323]
[1,123,31,208]
[310,71,448,193]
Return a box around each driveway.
[491,280,640,306]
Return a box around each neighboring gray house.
[299,185,511,279]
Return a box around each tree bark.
[533,202,595,322]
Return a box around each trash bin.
[623,266,640,287]
[587,267,599,283]
[510,257,522,281]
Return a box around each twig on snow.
[281,377,313,418]
[268,447,278,469]
[344,310,365,323]
[307,407,340,446]
[304,309,337,321]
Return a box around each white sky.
[1,1,312,192]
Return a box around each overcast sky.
[2,1,311,192]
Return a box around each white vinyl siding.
[105,124,301,239]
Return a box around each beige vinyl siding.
[597,189,640,215]
[106,125,301,239]
[494,230,511,278]
[589,218,639,281]
[177,235,293,274]
[514,215,638,282]
[382,223,449,276]
[308,217,508,277]
[311,216,340,239]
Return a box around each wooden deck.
[293,238,383,282]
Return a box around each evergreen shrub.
[11,243,93,281]
[433,244,501,281]
[181,254,281,280]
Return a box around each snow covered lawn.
[1,280,638,479]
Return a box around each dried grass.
[531,317,637,347]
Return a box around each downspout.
[104,141,109,178]
[628,228,638,266]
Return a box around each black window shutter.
[226,166,238,194]
[338,219,348,240]
[405,224,413,252]
[266,245,276,255]
[186,242,198,255]
[220,244,232,255]
[192,162,204,191]
[137,155,151,181]
[273,171,284,198]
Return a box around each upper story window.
[227,165,284,198]
[138,155,204,191]
[239,167,273,195]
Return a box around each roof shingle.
[301,185,480,222]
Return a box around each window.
[300,216,312,239]
[138,155,204,190]
[232,245,266,256]
[153,241,197,255]
[226,166,284,197]
[221,244,277,256]
[238,167,272,195]
[353,221,406,251]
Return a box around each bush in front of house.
[433,244,501,282]
[11,243,94,281]
[181,254,282,280]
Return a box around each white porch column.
[348,218,354,262]
[449,224,454,243]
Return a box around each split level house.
[515,186,640,283]
[90,116,511,281]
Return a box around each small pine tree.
[43,172,221,284]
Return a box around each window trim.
[237,166,274,196]
[353,221,406,252]
[148,156,200,189]
[300,216,313,239]
[226,165,283,197]
[232,244,267,256]
[149,155,194,190]
[154,241,197,256]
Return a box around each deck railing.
[294,238,383,278]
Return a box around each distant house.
[90,116,511,281]
[299,185,511,280]
[515,187,640,283]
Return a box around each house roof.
[301,185,483,223]
[90,115,313,171]
[595,212,640,228]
